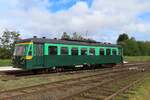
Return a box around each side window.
[61,47,68,55]
[81,48,87,55]
[49,46,57,55]
[35,44,43,56]
[89,48,95,55]
[100,48,104,55]
[112,49,117,55]
[106,48,111,55]
[72,48,78,55]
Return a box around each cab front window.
[14,45,28,56]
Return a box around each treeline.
[117,33,150,56]
[0,30,20,59]
[61,32,96,42]
[0,30,150,59]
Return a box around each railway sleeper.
[70,96,94,100]
[79,93,107,100]
[117,93,129,99]
[125,91,136,95]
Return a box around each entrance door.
[33,44,44,67]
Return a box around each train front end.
[12,42,33,69]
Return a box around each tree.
[130,37,136,41]
[0,29,20,49]
[120,39,141,56]
[138,41,150,56]
[0,30,11,49]
[10,31,21,53]
[0,29,20,59]
[0,48,11,59]
[72,32,84,40]
[117,33,129,44]
[61,32,70,40]
[72,32,78,40]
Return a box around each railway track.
[105,78,143,100]
[0,63,148,77]
[0,63,147,84]
[64,68,150,100]
[0,63,149,100]
[65,72,148,100]
[0,69,130,99]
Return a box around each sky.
[0,0,150,43]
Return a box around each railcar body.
[12,37,123,70]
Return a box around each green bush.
[0,59,12,66]
[0,48,11,59]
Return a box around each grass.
[124,56,150,62]
[0,56,150,67]
[0,59,12,66]
[0,69,107,92]
[128,73,150,100]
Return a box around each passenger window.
[72,48,78,55]
[112,49,117,55]
[106,49,111,55]
[61,47,68,55]
[49,46,57,55]
[35,44,43,56]
[100,48,104,55]
[89,48,95,55]
[81,48,87,55]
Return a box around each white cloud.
[0,0,150,43]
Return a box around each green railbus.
[12,37,123,70]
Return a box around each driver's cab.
[13,41,33,69]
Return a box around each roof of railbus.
[16,38,121,48]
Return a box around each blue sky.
[139,12,150,21]
[49,0,93,12]
[0,0,150,43]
